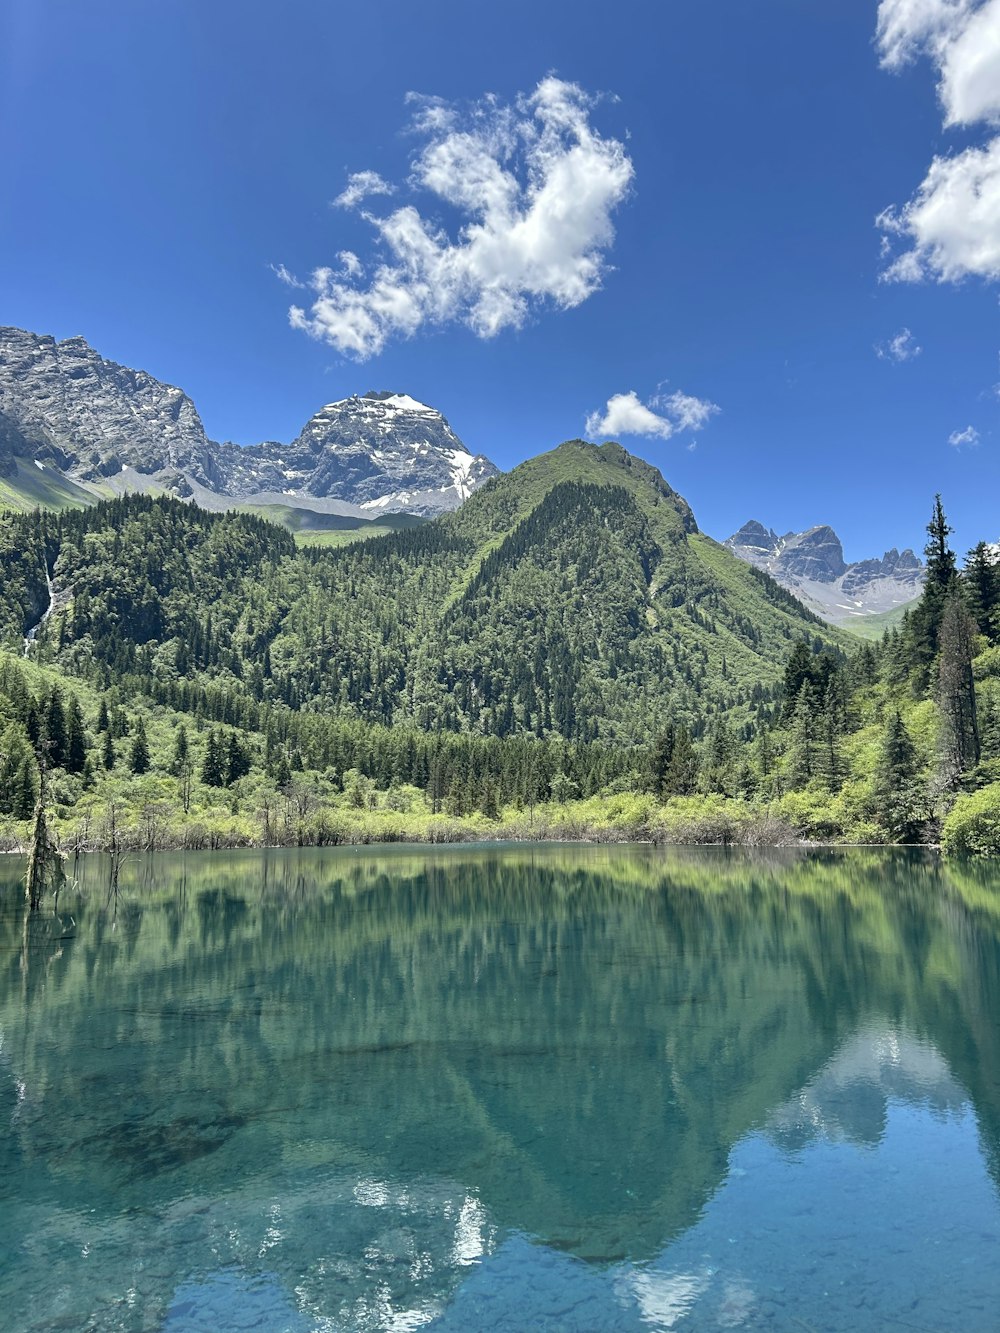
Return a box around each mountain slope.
[725,519,924,627]
[0,442,847,746]
[0,327,498,518]
[260,442,852,742]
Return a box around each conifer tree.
[936,588,980,789]
[170,724,190,776]
[44,688,67,768]
[909,495,958,687]
[664,727,699,795]
[128,718,150,775]
[201,729,226,787]
[788,691,814,789]
[12,755,37,821]
[964,542,999,643]
[65,696,88,775]
[96,699,110,733]
[873,710,923,842]
[102,730,115,772]
[649,726,676,798]
[225,731,252,785]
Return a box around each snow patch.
[384,393,435,414]
[33,459,45,471]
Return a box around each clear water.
[2,845,1000,1332]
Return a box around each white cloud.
[270,262,305,289]
[876,327,923,360]
[879,138,1000,281]
[876,0,971,72]
[948,424,980,445]
[877,1,1000,282]
[333,170,395,209]
[654,389,721,430]
[289,77,634,359]
[585,388,719,441]
[586,392,675,440]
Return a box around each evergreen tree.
[96,699,110,733]
[664,727,699,795]
[873,710,923,842]
[128,718,150,775]
[102,729,116,772]
[170,724,190,776]
[787,691,814,789]
[908,495,958,687]
[44,688,67,768]
[201,729,226,787]
[12,756,37,821]
[964,542,1000,643]
[782,643,815,718]
[65,696,88,775]
[225,731,252,785]
[815,681,845,791]
[649,726,676,798]
[479,776,500,820]
[936,588,980,789]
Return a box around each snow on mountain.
[221,390,499,516]
[0,329,500,517]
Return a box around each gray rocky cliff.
[0,329,499,517]
[725,519,924,625]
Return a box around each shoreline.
[0,833,945,857]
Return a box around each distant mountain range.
[725,520,924,627]
[0,326,498,518]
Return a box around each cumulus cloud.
[876,327,923,360]
[286,77,634,359]
[333,171,395,209]
[877,0,1000,282]
[948,424,980,446]
[585,388,719,441]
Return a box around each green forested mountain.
[0,441,846,747]
[5,445,1000,858]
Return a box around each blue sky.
[2,0,998,559]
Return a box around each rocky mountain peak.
[777,526,847,582]
[730,520,779,554]
[725,517,925,627]
[0,325,220,484]
[0,326,500,518]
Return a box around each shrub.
[942,783,1000,857]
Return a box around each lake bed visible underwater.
[2,845,999,1331]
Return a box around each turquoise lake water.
[1,844,999,1331]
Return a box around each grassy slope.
[0,461,95,512]
[839,600,917,641]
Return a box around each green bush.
[942,783,1000,857]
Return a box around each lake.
[1,844,999,1331]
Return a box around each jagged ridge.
[0,327,499,518]
[725,519,924,627]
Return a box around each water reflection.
[0,845,999,1330]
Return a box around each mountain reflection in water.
[1,845,999,1331]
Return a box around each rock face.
[0,327,498,517]
[0,327,222,486]
[220,392,498,515]
[725,520,924,625]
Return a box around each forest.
[1,445,999,857]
